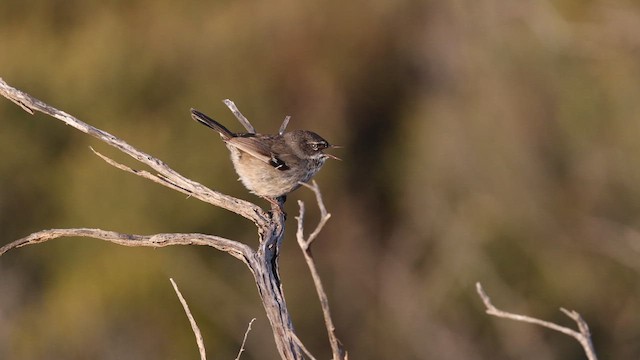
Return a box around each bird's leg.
[264,196,287,219]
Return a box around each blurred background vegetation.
[1,0,640,359]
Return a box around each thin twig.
[298,181,332,247]
[291,331,318,360]
[476,282,598,360]
[296,182,346,360]
[170,278,207,360]
[90,147,193,195]
[223,99,256,133]
[278,115,291,135]
[234,318,256,360]
[6,95,34,114]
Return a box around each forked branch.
[0,78,267,226]
[476,282,597,360]
[296,181,347,360]
[0,78,327,360]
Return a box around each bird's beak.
[325,144,342,161]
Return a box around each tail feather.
[191,108,234,139]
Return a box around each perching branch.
[0,78,336,360]
[0,78,267,226]
[296,181,347,360]
[476,282,597,360]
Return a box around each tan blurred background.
[2,0,640,359]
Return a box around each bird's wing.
[227,137,290,170]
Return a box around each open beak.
[325,144,342,160]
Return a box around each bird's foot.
[264,196,287,219]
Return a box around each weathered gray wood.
[0,78,304,360]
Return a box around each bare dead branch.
[234,318,256,360]
[90,147,194,195]
[0,78,267,226]
[296,182,346,360]
[291,331,318,360]
[6,94,34,114]
[278,115,291,135]
[171,278,207,360]
[223,99,256,133]
[0,78,315,360]
[0,228,252,262]
[298,181,332,248]
[476,282,598,360]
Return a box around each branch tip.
[223,99,255,133]
[279,115,291,135]
[476,282,598,360]
[170,278,207,360]
[295,182,346,359]
[234,318,256,360]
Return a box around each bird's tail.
[191,108,234,139]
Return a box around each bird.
[191,108,339,203]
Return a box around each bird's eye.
[309,141,328,151]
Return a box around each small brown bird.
[191,109,339,202]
